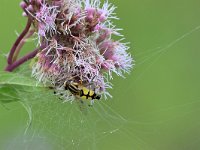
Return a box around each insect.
[64,80,101,101]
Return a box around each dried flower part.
[21,0,133,102]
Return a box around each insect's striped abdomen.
[80,87,101,100]
[64,80,101,100]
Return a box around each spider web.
[0,24,199,150]
[1,84,132,150]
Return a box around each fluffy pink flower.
[17,0,133,102]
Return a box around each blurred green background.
[1,0,200,150]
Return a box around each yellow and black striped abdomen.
[64,80,101,100]
[80,87,101,100]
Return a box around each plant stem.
[5,45,45,72]
[12,29,35,62]
[7,18,32,65]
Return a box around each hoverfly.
[64,80,101,101]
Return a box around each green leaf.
[0,85,20,104]
[0,71,44,104]
[0,71,42,87]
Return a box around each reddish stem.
[5,45,45,72]
[12,29,35,62]
[7,18,32,65]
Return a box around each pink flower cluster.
[20,0,133,101]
